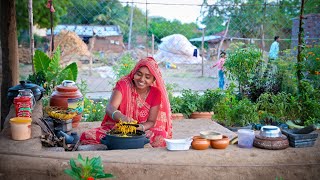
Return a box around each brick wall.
[291,13,320,49]
[93,36,125,53]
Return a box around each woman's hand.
[121,115,135,123]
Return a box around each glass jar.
[18,89,36,110]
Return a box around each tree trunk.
[1,0,19,129]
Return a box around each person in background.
[211,51,226,90]
[80,57,172,147]
[269,36,280,60]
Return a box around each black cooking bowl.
[101,130,150,150]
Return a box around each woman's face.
[133,66,155,91]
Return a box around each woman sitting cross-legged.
[80,57,172,147]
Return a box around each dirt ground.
[0,104,319,179]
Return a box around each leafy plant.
[167,83,183,113]
[112,53,135,81]
[256,92,303,124]
[179,89,199,117]
[64,154,114,180]
[170,96,183,114]
[196,89,224,112]
[298,80,320,125]
[224,44,262,96]
[301,44,320,89]
[29,47,78,95]
[213,87,259,127]
[83,97,108,122]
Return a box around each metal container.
[260,125,281,138]
[53,118,73,132]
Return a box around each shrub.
[83,97,108,122]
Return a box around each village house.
[46,25,125,53]
[189,30,232,59]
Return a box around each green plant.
[112,53,135,81]
[301,44,320,89]
[166,83,183,113]
[224,44,262,96]
[256,92,298,123]
[179,89,199,117]
[196,89,224,112]
[29,47,78,95]
[83,97,108,122]
[64,154,114,180]
[170,96,183,113]
[213,87,259,127]
[298,80,320,125]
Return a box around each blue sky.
[125,0,217,24]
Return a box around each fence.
[18,0,320,98]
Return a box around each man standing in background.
[269,36,280,60]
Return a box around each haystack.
[54,30,91,64]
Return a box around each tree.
[148,17,200,44]
[16,0,70,31]
[200,0,319,50]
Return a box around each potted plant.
[167,83,185,120]
[190,89,224,119]
[179,89,199,118]
[170,96,184,120]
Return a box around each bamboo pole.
[28,0,34,73]
[297,0,305,95]
[201,28,205,77]
[216,18,231,61]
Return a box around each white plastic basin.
[164,138,192,151]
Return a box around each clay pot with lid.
[191,136,210,150]
[50,80,84,128]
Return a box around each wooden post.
[216,18,231,61]
[152,34,154,56]
[28,0,35,73]
[1,0,19,129]
[201,28,205,77]
[297,0,305,96]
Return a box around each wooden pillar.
[1,0,19,129]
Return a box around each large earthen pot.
[50,80,84,128]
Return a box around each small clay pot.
[191,136,210,150]
[210,135,230,149]
[171,113,184,120]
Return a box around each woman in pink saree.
[80,57,172,147]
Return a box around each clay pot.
[210,135,230,149]
[253,134,289,150]
[191,136,210,150]
[190,112,214,119]
[171,113,184,120]
[50,80,84,128]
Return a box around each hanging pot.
[7,81,45,103]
